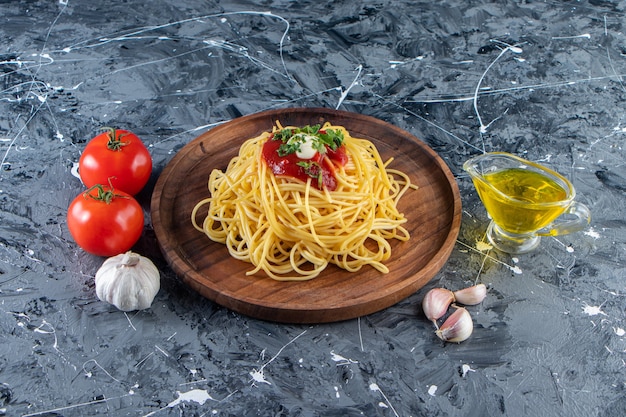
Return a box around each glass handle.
[538,201,591,237]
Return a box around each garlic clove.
[435,306,473,343]
[422,288,455,324]
[453,284,487,306]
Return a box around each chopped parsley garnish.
[296,161,323,187]
[273,125,344,157]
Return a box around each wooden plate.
[151,108,461,323]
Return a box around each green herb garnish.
[273,124,344,157]
[296,160,323,187]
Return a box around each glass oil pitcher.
[463,152,591,254]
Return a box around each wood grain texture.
[150,108,461,323]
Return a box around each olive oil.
[464,152,590,253]
[473,168,569,234]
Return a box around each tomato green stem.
[103,127,129,151]
[84,183,128,204]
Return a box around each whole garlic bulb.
[95,251,160,311]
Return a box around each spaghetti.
[191,121,416,281]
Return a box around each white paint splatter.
[166,389,214,408]
[369,383,399,416]
[461,364,476,377]
[249,329,307,387]
[509,265,523,274]
[614,327,625,337]
[155,345,169,357]
[22,393,135,417]
[249,368,271,385]
[584,228,600,239]
[336,65,363,110]
[428,385,438,396]
[141,389,215,417]
[552,33,591,40]
[473,43,522,133]
[82,359,121,383]
[33,320,59,350]
[70,162,81,180]
[389,56,425,67]
[330,351,358,365]
[536,154,553,162]
[582,303,607,316]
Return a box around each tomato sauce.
[261,137,348,191]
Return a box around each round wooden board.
[151,108,461,323]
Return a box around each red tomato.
[79,128,152,195]
[67,185,144,257]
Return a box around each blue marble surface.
[1,1,625,416]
